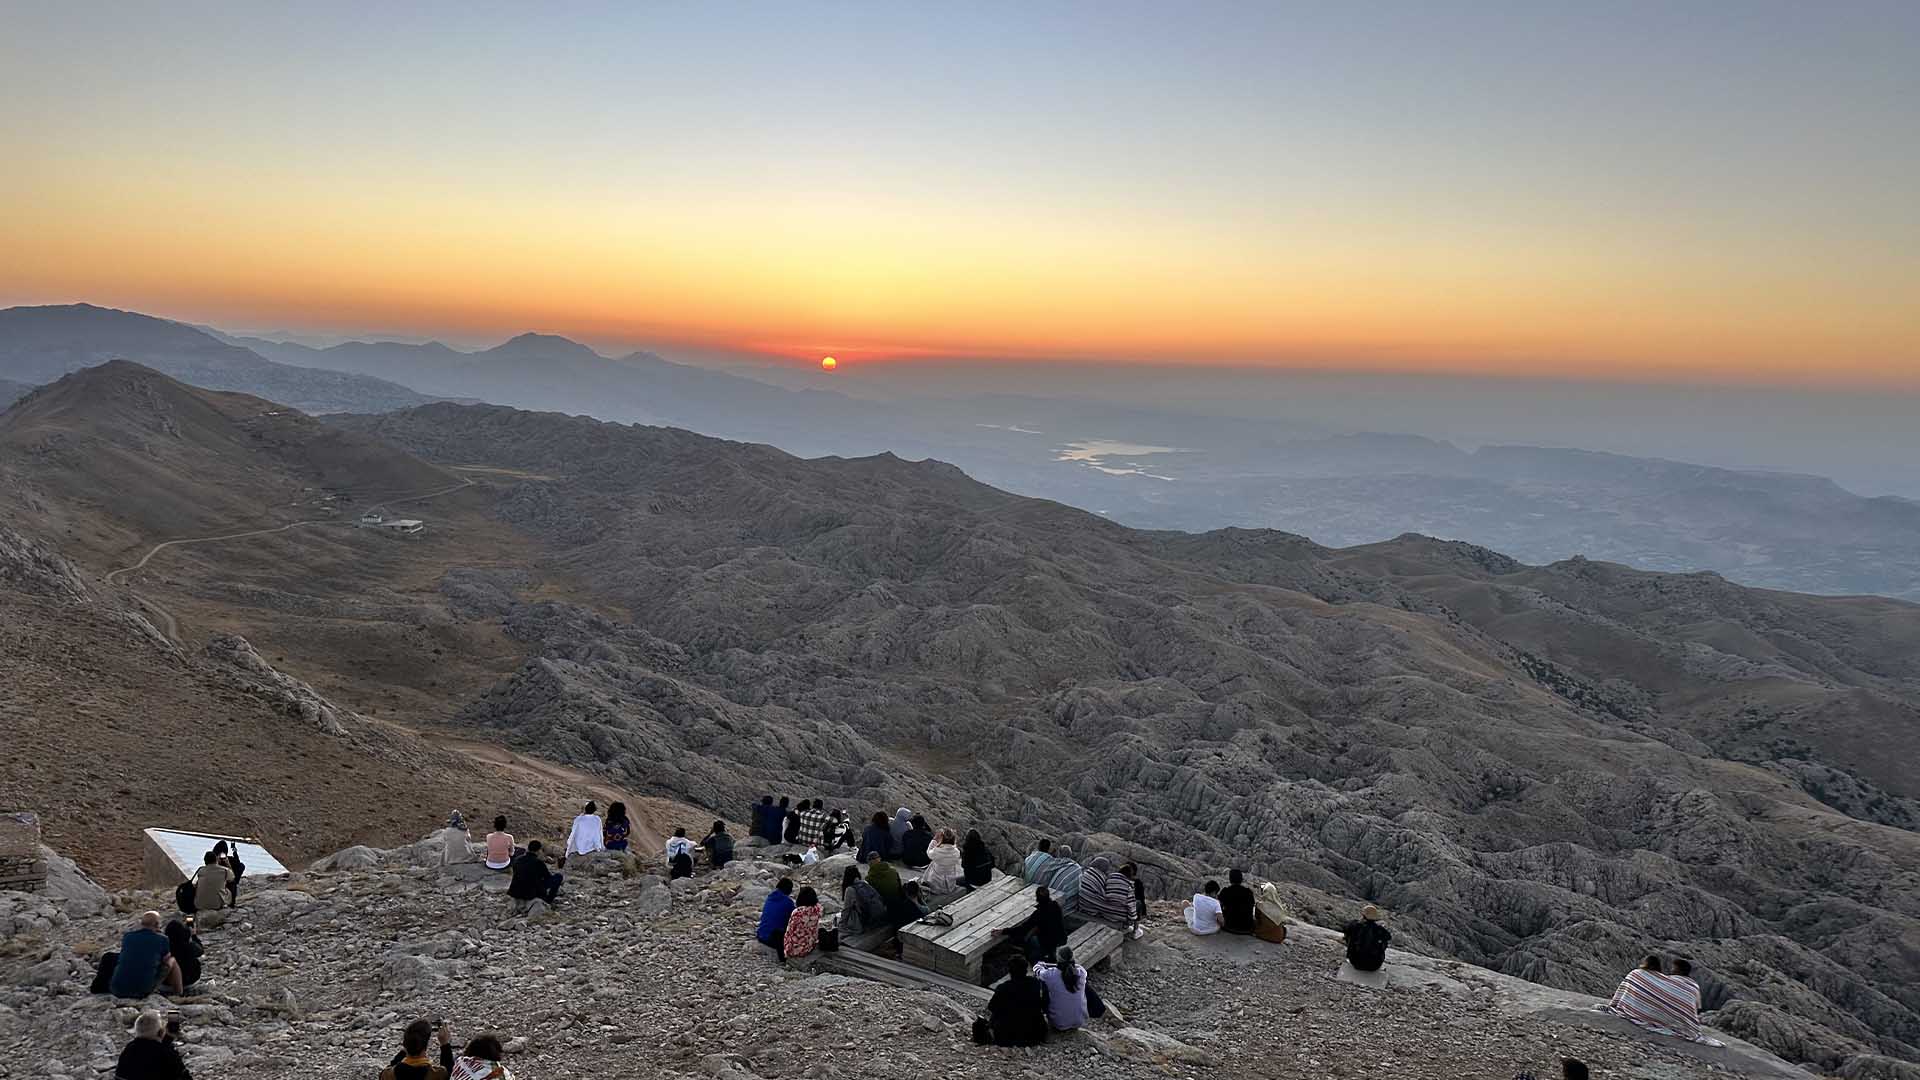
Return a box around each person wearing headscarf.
[899,814,934,868]
[922,828,963,893]
[960,828,995,888]
[441,812,477,865]
[601,802,632,852]
[889,807,913,846]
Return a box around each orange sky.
[3,6,1917,388]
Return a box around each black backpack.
[174,878,196,914]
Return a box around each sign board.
[141,827,289,889]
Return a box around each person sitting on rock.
[784,799,806,845]
[982,955,1051,1047]
[111,911,184,999]
[382,1018,453,1080]
[565,801,605,861]
[1342,904,1391,972]
[1034,945,1108,1031]
[1120,861,1147,938]
[858,811,896,864]
[750,795,779,844]
[783,885,824,960]
[1077,856,1135,930]
[115,1009,190,1080]
[164,919,203,990]
[869,856,920,927]
[701,820,735,869]
[665,827,697,878]
[960,828,996,888]
[507,841,563,907]
[1608,955,1717,1044]
[191,850,231,917]
[797,800,830,848]
[1185,880,1224,935]
[756,877,797,960]
[1218,869,1256,935]
[484,816,515,872]
[899,814,934,868]
[922,828,964,893]
[442,811,479,865]
[838,865,891,937]
[996,885,1068,962]
[601,801,632,852]
[212,840,245,907]
[889,807,914,848]
[1034,845,1083,912]
[450,1033,518,1080]
[1022,837,1053,882]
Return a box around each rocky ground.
[2,837,1838,1080]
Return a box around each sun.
[820,356,838,371]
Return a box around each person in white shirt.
[665,826,697,878]
[1185,879,1224,935]
[565,801,605,861]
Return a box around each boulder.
[310,846,382,872]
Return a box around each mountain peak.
[488,332,602,361]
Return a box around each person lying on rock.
[484,816,516,872]
[1343,905,1391,973]
[838,865,890,936]
[1218,869,1256,935]
[115,1009,190,1080]
[701,820,735,869]
[1184,880,1224,936]
[110,911,184,999]
[900,814,934,868]
[665,827,696,878]
[508,841,564,906]
[996,885,1068,962]
[981,955,1051,1047]
[381,1018,452,1080]
[756,877,797,961]
[858,811,896,864]
[450,1033,519,1080]
[565,801,605,861]
[1034,945,1108,1031]
[784,886,823,960]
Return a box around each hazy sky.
[3,2,1918,386]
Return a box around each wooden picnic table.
[898,874,1035,983]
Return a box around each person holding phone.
[381,1018,453,1080]
[115,1010,191,1080]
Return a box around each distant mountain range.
[6,302,1919,600]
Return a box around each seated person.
[983,955,1051,1046]
[1185,880,1224,935]
[565,802,605,860]
[1219,869,1256,934]
[507,841,563,906]
[858,811,895,864]
[451,1033,519,1080]
[116,1009,190,1080]
[442,811,479,865]
[164,919,203,990]
[838,865,891,936]
[922,829,963,893]
[483,817,515,872]
[899,815,934,868]
[894,879,930,924]
[602,802,632,852]
[110,912,184,999]
[784,799,807,845]
[960,829,996,887]
[1342,904,1391,972]
[1033,845,1082,912]
[1608,954,1714,1043]
[701,820,735,870]
[1033,945,1108,1031]
[996,886,1068,963]
[382,1018,454,1080]
[665,827,696,878]
[783,887,823,960]
[756,878,797,959]
[1022,838,1053,882]
[191,850,231,915]
[212,840,245,907]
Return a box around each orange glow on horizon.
[820,356,837,371]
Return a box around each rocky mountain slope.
[0,304,432,415]
[330,402,1920,1076]
[0,378,29,411]
[1,841,1824,1080]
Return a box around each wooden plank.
[938,888,1040,958]
[898,876,1023,948]
[840,923,897,954]
[815,947,993,1003]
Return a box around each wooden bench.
[814,945,993,1004]
[899,876,1036,984]
[988,921,1129,989]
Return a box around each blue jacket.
[757,888,797,945]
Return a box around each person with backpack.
[1343,904,1392,972]
[665,827,696,878]
[190,851,231,917]
[837,865,890,936]
[701,820,734,869]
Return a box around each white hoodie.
[566,813,605,857]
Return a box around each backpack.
[175,879,196,914]
[90,951,119,994]
[709,833,734,866]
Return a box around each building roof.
[142,827,289,879]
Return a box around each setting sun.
[820,356,837,372]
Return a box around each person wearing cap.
[1343,904,1392,972]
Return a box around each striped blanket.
[1608,969,1722,1046]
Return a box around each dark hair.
[464,1035,505,1062]
[1035,886,1052,905]
[798,798,811,811]
[710,819,726,834]
[841,866,861,889]
[1056,945,1081,992]
[904,880,922,899]
[779,796,790,809]
[1642,954,1664,973]
[1562,1060,1590,1080]
[1037,838,1052,852]
[607,801,628,825]
[213,840,229,854]
[402,1019,433,1056]
[1204,880,1220,895]
[796,886,818,906]
[911,814,929,831]
[871,811,889,827]
[762,795,774,805]
[493,815,507,831]
[584,801,597,814]
[673,826,686,837]
[1671,958,1692,977]
[776,877,794,893]
[1008,954,1031,977]
[1120,861,1137,878]
[526,840,543,853]
[1229,868,1245,885]
[203,851,218,865]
